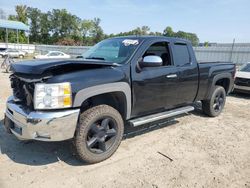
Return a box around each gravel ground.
[0,66,249,188]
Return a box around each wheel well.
[215,78,230,93]
[80,92,127,120]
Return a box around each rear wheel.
[74,105,124,163]
[202,86,226,117]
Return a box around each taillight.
[233,65,236,79]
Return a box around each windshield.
[239,63,250,72]
[82,38,140,64]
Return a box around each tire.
[74,105,124,164]
[19,55,24,59]
[202,86,226,117]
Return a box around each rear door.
[172,43,199,104]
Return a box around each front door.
[131,40,179,117]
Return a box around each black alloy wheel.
[86,117,118,154]
[213,90,225,112]
[202,86,226,117]
[74,105,124,163]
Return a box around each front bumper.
[234,84,250,91]
[4,96,80,141]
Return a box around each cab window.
[173,44,191,66]
[142,42,172,66]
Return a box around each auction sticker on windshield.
[122,39,139,46]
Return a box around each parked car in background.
[0,49,26,59]
[234,62,250,93]
[34,51,71,59]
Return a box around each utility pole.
[5,28,8,48]
[17,29,19,44]
[229,38,235,62]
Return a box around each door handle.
[166,74,177,78]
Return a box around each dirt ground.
[0,65,249,188]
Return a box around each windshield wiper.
[85,57,105,60]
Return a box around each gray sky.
[1,0,249,43]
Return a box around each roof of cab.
[111,35,190,43]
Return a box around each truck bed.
[196,61,235,101]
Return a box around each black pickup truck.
[4,36,236,163]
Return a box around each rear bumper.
[4,96,80,141]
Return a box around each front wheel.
[19,55,24,59]
[74,105,124,164]
[202,86,226,117]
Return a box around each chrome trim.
[143,55,163,64]
[166,74,178,78]
[5,96,80,141]
[129,106,194,127]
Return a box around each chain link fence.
[35,44,250,65]
[35,45,90,57]
[1,42,250,65]
[194,46,250,65]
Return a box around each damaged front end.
[10,74,36,108]
[4,59,117,141]
[4,73,79,141]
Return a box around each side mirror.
[139,55,163,68]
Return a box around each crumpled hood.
[11,59,117,75]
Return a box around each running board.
[129,106,194,127]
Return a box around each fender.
[73,82,131,119]
[205,72,233,99]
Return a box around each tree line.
[0,5,199,46]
